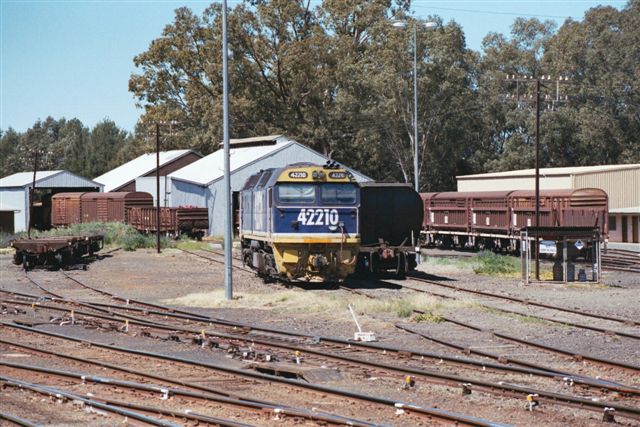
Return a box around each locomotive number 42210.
[297,208,340,226]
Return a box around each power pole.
[151,120,178,254]
[503,74,570,280]
[222,0,233,300]
[156,123,161,254]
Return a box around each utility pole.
[503,74,570,280]
[222,0,233,300]
[150,120,179,254]
[156,123,161,254]
[27,152,39,239]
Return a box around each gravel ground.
[1,246,639,426]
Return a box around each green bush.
[0,232,16,248]
[473,251,520,275]
[15,222,176,251]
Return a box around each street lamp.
[392,20,437,192]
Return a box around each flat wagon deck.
[11,235,104,270]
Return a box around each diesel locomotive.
[239,162,360,282]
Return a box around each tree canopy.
[3,1,638,189]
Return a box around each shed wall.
[0,189,26,232]
[572,168,640,210]
[457,176,570,192]
[136,176,170,207]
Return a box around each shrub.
[0,232,16,248]
[473,251,520,275]
[414,311,444,323]
[14,222,176,251]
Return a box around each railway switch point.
[603,407,615,423]
[526,394,540,411]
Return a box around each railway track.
[4,272,640,423]
[1,321,504,427]
[601,249,640,273]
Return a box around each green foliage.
[414,311,444,323]
[15,222,176,251]
[395,299,414,318]
[0,118,134,179]
[2,1,639,188]
[473,251,520,275]
[0,232,16,248]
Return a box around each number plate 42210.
[297,208,339,226]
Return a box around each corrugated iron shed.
[0,170,102,189]
[94,149,199,192]
[0,170,103,233]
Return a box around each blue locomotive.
[239,162,360,282]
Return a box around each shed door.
[622,216,628,243]
[633,216,639,244]
[0,211,14,233]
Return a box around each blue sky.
[1,0,626,133]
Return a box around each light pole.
[392,20,437,192]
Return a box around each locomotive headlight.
[312,171,318,179]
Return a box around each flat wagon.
[12,235,104,270]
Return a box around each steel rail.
[5,287,636,397]
[2,368,254,427]
[0,361,362,427]
[179,248,254,274]
[406,275,639,326]
[60,271,211,320]
[0,376,181,427]
[347,278,640,341]
[398,320,640,397]
[389,279,640,338]
[0,338,373,427]
[7,294,629,400]
[438,314,640,372]
[5,312,640,421]
[0,412,41,427]
[0,322,508,427]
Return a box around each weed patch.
[473,251,520,275]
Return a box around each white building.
[168,135,371,236]
[0,170,103,233]
[94,149,201,193]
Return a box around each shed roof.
[170,138,295,186]
[170,136,371,186]
[94,149,196,192]
[457,164,640,180]
[0,170,102,189]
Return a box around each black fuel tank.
[359,183,424,246]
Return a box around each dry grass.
[163,288,476,318]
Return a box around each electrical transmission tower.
[503,74,571,280]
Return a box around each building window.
[609,215,617,231]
